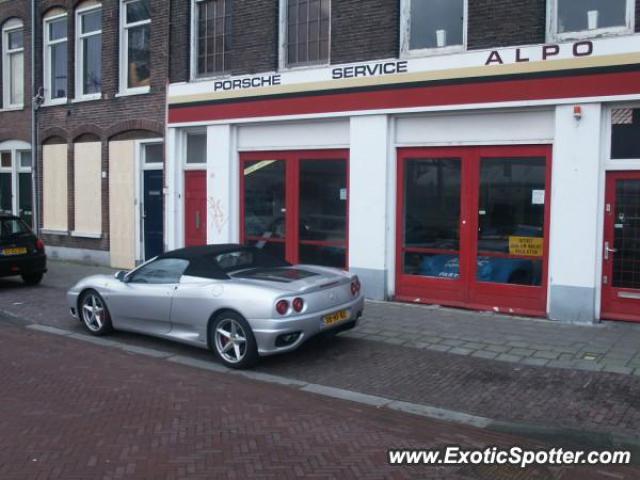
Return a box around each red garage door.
[396,145,552,317]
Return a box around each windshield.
[0,218,31,239]
[215,248,290,273]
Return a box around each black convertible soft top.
[158,244,290,280]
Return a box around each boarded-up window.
[43,144,68,231]
[108,140,136,269]
[74,142,102,236]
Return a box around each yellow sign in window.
[509,236,544,257]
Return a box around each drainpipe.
[30,0,42,236]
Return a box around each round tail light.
[350,278,361,296]
[292,297,304,312]
[276,300,289,315]
[35,239,45,252]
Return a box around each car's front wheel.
[79,290,113,336]
[210,312,258,369]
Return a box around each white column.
[165,127,183,251]
[349,115,390,300]
[206,124,238,244]
[548,103,603,323]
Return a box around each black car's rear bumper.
[0,253,47,278]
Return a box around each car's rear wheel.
[210,312,258,369]
[21,273,43,286]
[79,290,113,336]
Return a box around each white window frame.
[278,0,332,71]
[136,138,164,263]
[0,140,32,219]
[183,129,208,170]
[190,0,231,81]
[547,0,636,42]
[75,2,102,101]
[118,0,151,96]
[2,19,24,110]
[43,12,69,105]
[400,0,467,58]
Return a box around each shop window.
[186,132,207,164]
[548,0,634,40]
[281,0,331,68]
[611,108,640,160]
[192,0,232,78]
[477,157,546,286]
[401,0,466,56]
[120,0,151,94]
[76,3,102,99]
[44,11,68,104]
[2,19,24,108]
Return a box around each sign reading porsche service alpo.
[167,34,640,111]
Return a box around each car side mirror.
[115,270,129,282]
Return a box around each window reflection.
[477,157,546,286]
[244,160,286,240]
[410,0,464,50]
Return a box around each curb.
[8,318,639,453]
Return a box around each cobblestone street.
[1,261,640,444]
[1,322,638,480]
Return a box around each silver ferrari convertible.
[67,244,364,368]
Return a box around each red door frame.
[184,170,207,247]
[239,150,350,267]
[601,171,640,323]
[395,145,552,317]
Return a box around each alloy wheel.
[214,318,248,364]
[81,293,105,332]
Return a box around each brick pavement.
[1,261,640,440]
[1,322,637,480]
[3,260,640,375]
[351,302,640,375]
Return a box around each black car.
[0,214,47,285]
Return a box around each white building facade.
[165,34,640,324]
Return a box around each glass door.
[240,151,349,266]
[241,159,288,261]
[396,151,468,305]
[396,146,551,316]
[602,172,640,322]
[469,149,550,314]
[298,158,348,268]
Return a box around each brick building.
[32,0,169,268]
[0,0,33,226]
[3,1,640,325]
[2,1,171,269]
[165,0,640,324]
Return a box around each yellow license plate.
[2,247,27,256]
[323,309,349,326]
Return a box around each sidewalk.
[1,260,640,441]
[352,302,640,375]
[4,259,640,375]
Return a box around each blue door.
[143,170,164,260]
